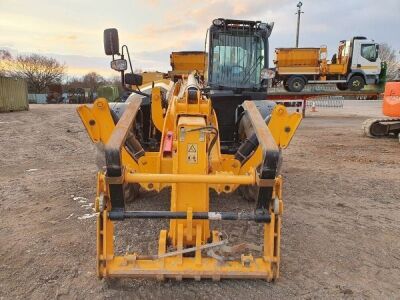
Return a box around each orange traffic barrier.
[382,82,400,117]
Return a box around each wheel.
[282,79,292,92]
[123,183,140,203]
[336,83,348,91]
[287,76,306,92]
[253,100,276,119]
[348,75,365,91]
[239,185,258,202]
[283,84,291,92]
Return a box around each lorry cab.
[348,37,381,78]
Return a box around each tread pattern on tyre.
[287,76,306,92]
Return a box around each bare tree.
[82,71,106,91]
[9,54,66,93]
[109,75,122,85]
[379,43,400,80]
[64,76,85,90]
[0,49,12,76]
[0,49,12,60]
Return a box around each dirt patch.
[0,104,399,299]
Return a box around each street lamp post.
[296,1,304,48]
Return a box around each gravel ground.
[0,102,399,299]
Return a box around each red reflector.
[163,131,173,154]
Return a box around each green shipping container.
[0,76,29,112]
[97,85,120,102]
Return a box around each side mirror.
[125,73,143,86]
[104,28,119,55]
[111,59,127,71]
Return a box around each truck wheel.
[282,79,289,91]
[336,83,348,91]
[283,84,291,92]
[287,76,306,92]
[348,76,365,91]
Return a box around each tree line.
[378,43,400,80]
[0,50,120,94]
[0,43,399,94]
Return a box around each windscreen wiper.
[240,55,263,84]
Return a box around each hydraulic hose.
[234,115,271,164]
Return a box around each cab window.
[210,33,264,89]
[361,44,378,62]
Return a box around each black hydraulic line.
[108,210,271,223]
[125,131,145,162]
[185,126,219,154]
[207,131,219,154]
[234,133,259,163]
[234,115,271,164]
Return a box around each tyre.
[282,79,290,92]
[348,75,365,91]
[123,183,140,203]
[336,83,348,91]
[252,100,276,119]
[283,84,291,92]
[287,76,306,92]
[239,185,258,202]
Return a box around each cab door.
[352,41,381,75]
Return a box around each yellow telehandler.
[77,18,301,281]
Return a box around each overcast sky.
[1,0,399,78]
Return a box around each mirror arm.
[119,45,149,97]
[122,83,150,97]
[120,69,125,89]
[122,45,134,74]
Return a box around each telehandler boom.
[77,18,301,281]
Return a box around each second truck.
[270,37,386,92]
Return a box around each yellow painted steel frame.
[78,83,301,281]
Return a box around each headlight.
[258,23,268,30]
[111,59,128,71]
[213,19,224,26]
[261,68,275,79]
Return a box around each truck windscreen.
[209,32,264,89]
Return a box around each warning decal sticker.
[187,143,198,164]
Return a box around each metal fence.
[306,96,344,108]
[28,93,69,104]
[28,93,47,104]
[268,84,339,93]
